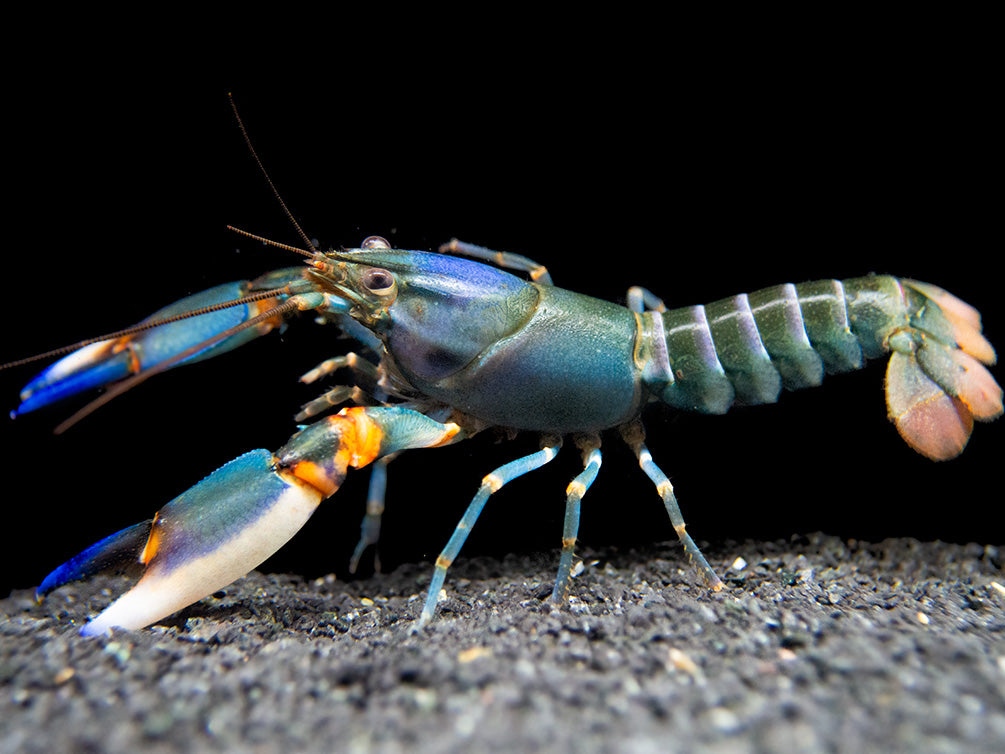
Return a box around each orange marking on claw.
[337,407,385,468]
[109,339,142,375]
[432,423,462,447]
[139,513,162,565]
[247,296,287,331]
[290,460,340,497]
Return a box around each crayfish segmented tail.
[648,275,1000,461]
[10,235,1001,636]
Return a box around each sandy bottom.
[2,534,1003,753]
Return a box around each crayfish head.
[322,237,539,385]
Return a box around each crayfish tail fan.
[886,282,1003,461]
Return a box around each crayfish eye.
[361,235,391,250]
[362,267,395,294]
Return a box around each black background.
[2,40,1001,599]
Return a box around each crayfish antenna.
[228,93,318,254]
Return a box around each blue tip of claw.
[17,356,133,416]
[36,521,153,600]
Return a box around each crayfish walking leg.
[416,440,562,628]
[621,421,725,592]
[550,435,603,604]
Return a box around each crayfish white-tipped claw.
[78,450,324,635]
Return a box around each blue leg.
[621,422,724,592]
[348,454,395,573]
[438,239,553,285]
[416,443,561,628]
[626,285,667,313]
[550,436,602,603]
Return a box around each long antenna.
[226,226,315,259]
[228,93,318,254]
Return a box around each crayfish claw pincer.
[58,450,324,635]
[36,407,465,634]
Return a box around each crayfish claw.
[49,450,325,635]
[36,407,465,635]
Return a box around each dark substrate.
[2,535,1003,753]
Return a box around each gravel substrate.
[2,534,1003,753]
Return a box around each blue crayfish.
[6,112,1001,636]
